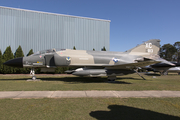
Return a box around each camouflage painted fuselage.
[4,39,162,77]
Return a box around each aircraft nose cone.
[3,57,23,68]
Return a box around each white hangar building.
[0,6,110,55]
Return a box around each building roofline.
[0,6,111,22]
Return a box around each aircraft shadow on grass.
[37,77,132,84]
[144,73,161,76]
[0,76,132,84]
[116,77,144,80]
[89,105,180,120]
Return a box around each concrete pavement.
[0,91,180,99]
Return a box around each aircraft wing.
[104,60,161,69]
[69,60,160,70]
[68,60,160,77]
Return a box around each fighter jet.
[4,39,164,80]
[144,62,180,75]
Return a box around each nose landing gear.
[30,68,36,80]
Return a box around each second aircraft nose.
[3,57,23,68]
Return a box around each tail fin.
[125,39,161,58]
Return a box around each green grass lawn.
[0,74,180,120]
[0,98,180,120]
[0,73,180,91]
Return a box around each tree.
[93,48,95,51]
[102,46,106,51]
[159,44,177,61]
[0,50,2,73]
[2,46,14,73]
[14,46,24,73]
[73,46,76,50]
[14,45,24,58]
[27,49,34,56]
[174,42,180,62]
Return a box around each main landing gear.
[107,76,116,81]
[135,69,146,80]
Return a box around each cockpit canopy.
[30,48,65,56]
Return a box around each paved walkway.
[0,91,180,99]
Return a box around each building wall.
[0,6,110,55]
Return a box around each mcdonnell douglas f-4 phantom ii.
[4,39,171,80]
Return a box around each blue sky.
[0,0,180,51]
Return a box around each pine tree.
[0,50,2,73]
[27,49,34,56]
[73,46,76,50]
[102,46,106,51]
[14,46,24,73]
[14,45,24,58]
[2,46,14,73]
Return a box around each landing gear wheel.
[107,76,116,82]
[161,71,168,75]
[32,76,36,80]
[108,79,115,81]
[163,71,168,75]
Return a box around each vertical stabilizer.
[125,39,161,58]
